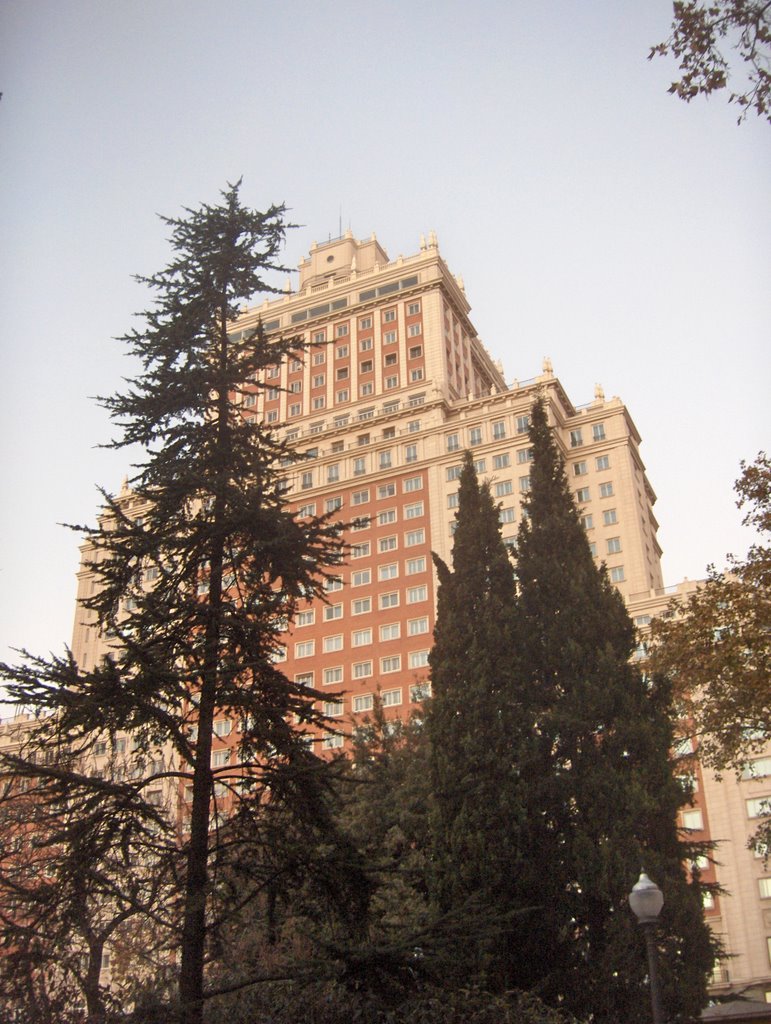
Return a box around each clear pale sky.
[1,0,769,668]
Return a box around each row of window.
[581,509,619,528]
[574,455,611,476]
[295,614,430,640]
[282,395,426,442]
[298,480,424,517]
[445,419,607,452]
[295,648,430,689]
[576,482,614,501]
[276,371,428,417]
[301,450,423,487]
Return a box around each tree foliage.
[0,183,354,1024]
[650,1,771,123]
[650,453,771,848]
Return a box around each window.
[407,585,428,603]
[495,480,513,497]
[301,470,313,489]
[607,537,622,554]
[596,455,610,471]
[405,443,418,463]
[404,476,423,492]
[266,387,279,401]
[323,635,343,653]
[410,368,424,382]
[324,666,343,685]
[381,684,402,701]
[266,410,279,423]
[406,557,426,574]
[409,650,430,670]
[378,482,396,499]
[588,542,597,557]
[408,394,425,407]
[600,482,614,498]
[360,359,374,374]
[581,514,594,530]
[336,365,349,379]
[634,614,652,626]
[313,351,325,365]
[351,542,370,559]
[383,330,397,344]
[360,383,374,397]
[296,610,315,626]
[380,623,400,641]
[406,529,425,546]
[353,456,366,475]
[573,461,588,476]
[337,389,350,403]
[516,415,530,434]
[469,426,482,446]
[289,402,301,417]
[359,316,372,329]
[446,465,462,482]
[408,345,422,359]
[288,380,302,394]
[352,489,369,506]
[327,464,339,483]
[268,365,281,378]
[682,809,704,830]
[289,359,302,372]
[212,718,232,738]
[742,758,771,780]
[325,576,343,592]
[519,476,531,493]
[408,616,429,636]
[407,301,421,315]
[759,878,771,898]
[380,655,399,679]
[410,680,431,700]
[353,693,374,712]
[352,569,371,587]
[499,507,516,524]
[379,535,397,552]
[408,419,421,433]
[447,433,460,452]
[576,487,590,503]
[323,700,344,718]
[379,450,392,470]
[378,508,396,525]
[447,493,459,509]
[380,591,399,609]
[384,352,398,367]
[491,420,507,441]
[359,337,373,352]
[295,641,315,658]
[570,428,583,448]
[379,563,398,581]
[324,603,342,621]
[352,628,372,647]
[383,309,396,323]
[326,496,342,513]
[610,566,625,583]
[352,516,370,531]
[603,509,618,526]
[493,453,510,470]
[312,374,325,388]
[385,375,399,389]
[297,502,316,517]
[405,501,424,519]
[336,324,349,337]
[592,423,606,441]
[352,597,371,615]
[322,734,344,750]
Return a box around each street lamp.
[630,871,665,1024]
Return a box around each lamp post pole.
[629,871,665,1024]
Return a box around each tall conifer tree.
[510,396,715,1022]
[0,184,354,1024]
[426,451,525,987]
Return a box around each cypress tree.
[510,396,715,1022]
[426,451,526,988]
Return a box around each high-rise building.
[63,230,770,1002]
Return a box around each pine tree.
[0,184,352,1024]
[425,451,526,988]
[510,396,715,1022]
